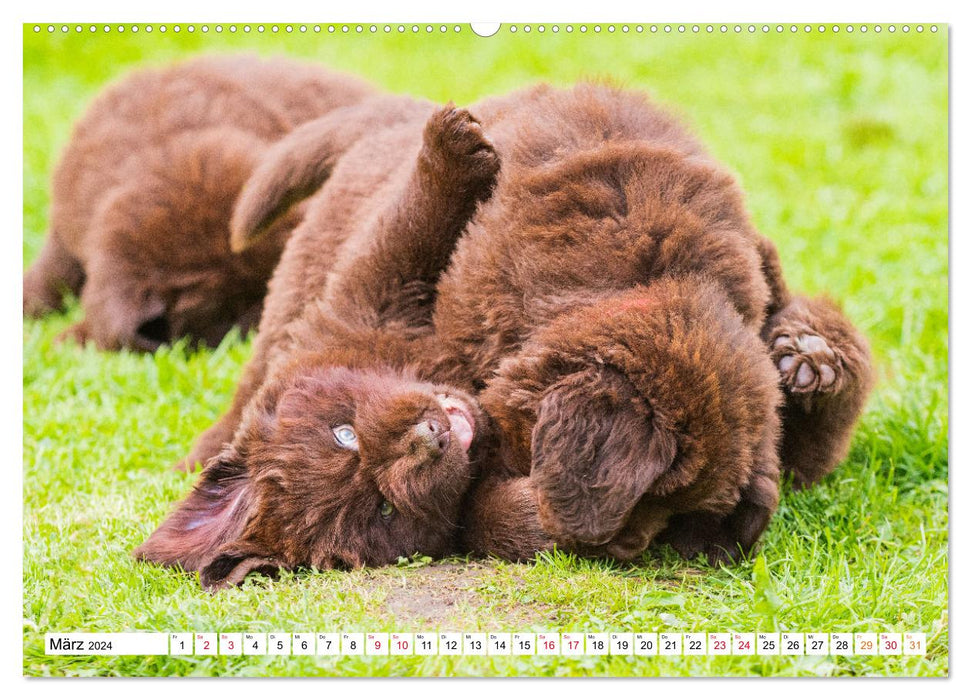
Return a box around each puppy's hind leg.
[324,105,500,328]
[763,296,874,487]
[24,233,85,316]
[175,414,237,472]
[174,351,274,472]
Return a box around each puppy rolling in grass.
[137,82,874,588]
[23,55,373,351]
[136,103,502,588]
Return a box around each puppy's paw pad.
[772,332,842,394]
[818,363,837,387]
[796,361,823,389]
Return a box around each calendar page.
[21,17,948,678]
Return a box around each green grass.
[22,24,948,677]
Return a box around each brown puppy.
[137,361,491,586]
[23,55,374,351]
[467,277,784,563]
[139,84,872,587]
[135,105,503,588]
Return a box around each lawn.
[22,23,948,677]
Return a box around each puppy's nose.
[133,313,171,352]
[413,418,450,452]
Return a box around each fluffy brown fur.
[23,55,374,350]
[138,83,873,588]
[135,104,503,588]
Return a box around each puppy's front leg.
[24,233,85,316]
[324,105,500,329]
[762,296,874,487]
[461,475,554,562]
[755,237,874,487]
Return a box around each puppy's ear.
[133,447,253,574]
[530,366,677,547]
[198,546,284,591]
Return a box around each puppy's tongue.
[440,398,475,452]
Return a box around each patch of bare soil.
[373,561,558,628]
[377,562,491,626]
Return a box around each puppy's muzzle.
[412,417,451,454]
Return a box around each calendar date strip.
[44,631,927,657]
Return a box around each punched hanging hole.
[471,23,501,37]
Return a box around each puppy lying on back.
[137,84,873,588]
[23,55,374,351]
[136,103,503,587]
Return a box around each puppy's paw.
[422,105,500,190]
[771,331,842,396]
[660,525,743,566]
[23,286,63,318]
[658,496,775,567]
[55,321,91,347]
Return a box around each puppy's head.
[481,276,782,559]
[79,128,299,351]
[134,363,487,589]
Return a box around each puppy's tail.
[230,96,426,252]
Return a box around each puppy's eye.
[333,424,358,449]
[379,500,395,519]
